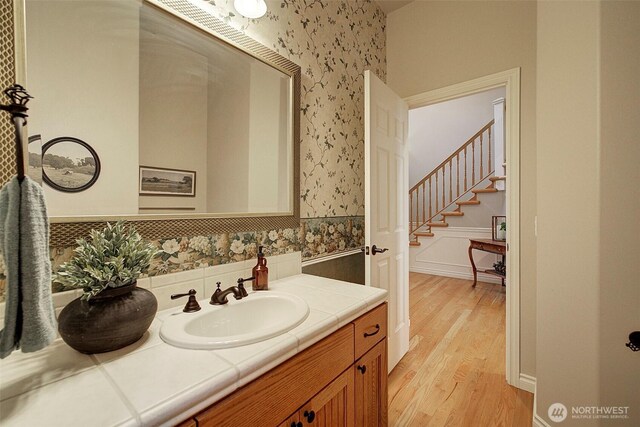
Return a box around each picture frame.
[41,136,101,193]
[139,166,196,197]
[492,215,507,241]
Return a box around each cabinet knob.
[304,410,316,423]
[290,422,303,427]
[357,365,367,374]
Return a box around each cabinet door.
[296,368,354,427]
[354,339,388,427]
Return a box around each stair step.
[409,241,421,247]
[457,200,481,205]
[427,222,449,227]
[490,176,506,182]
[441,211,464,217]
[472,187,498,194]
[414,232,434,237]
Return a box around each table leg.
[468,244,478,287]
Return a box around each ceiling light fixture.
[233,0,267,19]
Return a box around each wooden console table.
[468,238,506,287]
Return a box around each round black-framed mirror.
[41,136,101,193]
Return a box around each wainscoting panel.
[409,227,502,284]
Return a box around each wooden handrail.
[409,120,495,240]
[409,120,494,193]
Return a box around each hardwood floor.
[388,273,533,426]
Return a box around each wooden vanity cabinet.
[354,339,388,426]
[279,368,354,427]
[188,303,387,427]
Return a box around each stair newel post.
[409,189,414,234]
[449,159,453,203]
[435,171,439,214]
[480,133,484,178]
[428,176,432,219]
[442,169,447,209]
[418,185,422,228]
[464,146,468,192]
[472,139,476,186]
[456,153,460,198]
[488,126,492,177]
[422,182,426,228]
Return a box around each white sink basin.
[160,291,309,349]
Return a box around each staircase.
[409,120,504,246]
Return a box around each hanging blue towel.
[0,176,57,358]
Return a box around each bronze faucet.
[171,289,201,312]
[210,282,243,305]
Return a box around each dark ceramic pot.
[58,282,158,354]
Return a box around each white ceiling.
[375,0,414,15]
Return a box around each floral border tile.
[300,216,365,260]
[0,216,364,301]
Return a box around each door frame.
[403,68,526,391]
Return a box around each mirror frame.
[9,0,301,247]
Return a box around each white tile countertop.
[0,274,387,427]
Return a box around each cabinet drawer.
[353,303,387,360]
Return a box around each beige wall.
[206,59,251,213]
[536,2,600,422]
[598,1,640,415]
[138,31,208,212]
[26,0,140,216]
[387,0,537,376]
[536,1,640,423]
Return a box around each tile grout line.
[92,355,143,426]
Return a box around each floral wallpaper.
[0,0,384,301]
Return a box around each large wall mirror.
[18,0,300,243]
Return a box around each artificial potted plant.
[497,221,506,241]
[55,221,159,354]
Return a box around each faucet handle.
[236,277,253,298]
[236,283,248,298]
[170,289,201,313]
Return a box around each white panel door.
[364,70,409,372]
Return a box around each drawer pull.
[363,324,380,338]
[291,422,302,427]
[357,365,367,374]
[304,410,315,423]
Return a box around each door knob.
[371,245,388,255]
[626,331,640,352]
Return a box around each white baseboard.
[518,373,536,394]
[532,383,551,427]
[410,265,504,285]
[533,414,551,427]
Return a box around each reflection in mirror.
[25,0,293,217]
[41,137,101,193]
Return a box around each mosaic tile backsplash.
[0,216,364,300]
